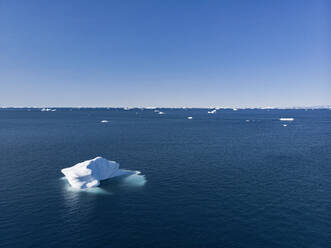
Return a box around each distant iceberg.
[280,118,294,121]
[261,106,275,109]
[208,109,217,114]
[41,108,56,112]
[100,120,109,123]
[61,157,132,189]
[187,116,193,119]
[158,111,165,115]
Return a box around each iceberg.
[187,116,193,119]
[41,108,56,112]
[41,108,52,112]
[280,118,294,121]
[208,109,217,114]
[61,157,131,189]
[100,120,109,123]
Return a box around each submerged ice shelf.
[61,157,132,189]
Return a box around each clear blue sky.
[0,0,329,107]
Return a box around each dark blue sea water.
[1,108,331,248]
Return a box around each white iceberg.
[208,109,217,114]
[158,111,165,115]
[41,108,56,112]
[280,118,294,121]
[61,157,131,189]
[41,108,52,112]
[187,116,193,119]
[100,120,109,123]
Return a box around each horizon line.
[1,105,331,110]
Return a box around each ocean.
[1,108,330,248]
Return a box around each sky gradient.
[0,0,330,107]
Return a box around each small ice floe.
[41,108,54,112]
[158,111,165,115]
[280,118,294,121]
[187,116,193,119]
[208,109,217,114]
[41,108,56,112]
[245,120,250,122]
[100,120,109,123]
[283,124,288,127]
[61,157,136,189]
[233,108,238,111]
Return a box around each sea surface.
[0,108,331,248]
